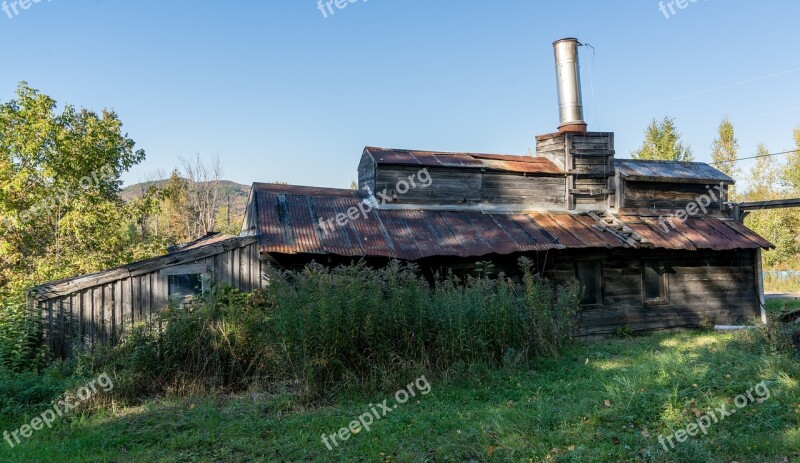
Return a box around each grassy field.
[0,330,797,463]
[767,297,800,311]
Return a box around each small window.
[575,260,603,307]
[642,259,669,304]
[168,274,203,300]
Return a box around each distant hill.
[121,180,251,232]
[120,180,250,204]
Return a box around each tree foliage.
[710,117,740,198]
[784,127,800,195]
[631,117,694,162]
[743,143,800,267]
[0,82,150,294]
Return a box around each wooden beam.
[738,198,800,211]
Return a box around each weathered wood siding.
[481,173,565,205]
[623,181,727,211]
[357,153,377,192]
[36,240,262,357]
[241,189,259,235]
[544,249,760,336]
[375,166,481,204]
[536,132,615,210]
[368,164,566,207]
[536,133,567,169]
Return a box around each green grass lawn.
[767,297,800,315]
[0,331,798,463]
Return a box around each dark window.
[575,260,603,307]
[168,274,203,300]
[642,259,668,304]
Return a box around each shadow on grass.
[0,331,797,463]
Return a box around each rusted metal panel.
[464,213,525,255]
[526,213,585,248]
[506,214,565,251]
[616,159,734,184]
[349,200,397,258]
[720,219,775,249]
[619,214,772,251]
[621,216,694,251]
[365,147,564,175]
[572,214,621,248]
[424,212,467,256]
[315,197,362,257]
[486,214,541,253]
[252,184,772,259]
[256,191,291,254]
[683,218,736,251]
[376,210,424,261]
[285,195,325,255]
[704,218,758,250]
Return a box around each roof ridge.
[616,158,714,166]
[366,146,535,159]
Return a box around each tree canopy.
[0,83,147,294]
[631,117,694,162]
[710,117,739,197]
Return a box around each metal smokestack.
[553,38,587,133]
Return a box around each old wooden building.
[240,38,773,336]
[30,234,260,357]
[34,37,774,351]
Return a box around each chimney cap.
[553,37,581,46]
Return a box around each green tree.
[745,144,780,201]
[710,117,740,197]
[0,82,147,293]
[784,127,800,195]
[631,117,694,162]
[743,144,800,267]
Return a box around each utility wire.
[710,148,800,166]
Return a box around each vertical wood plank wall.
[36,241,263,357]
[544,249,760,336]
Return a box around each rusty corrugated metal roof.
[252,184,772,259]
[615,159,734,184]
[365,147,565,175]
[617,212,774,251]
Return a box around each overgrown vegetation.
[0,298,44,374]
[86,259,580,403]
[0,329,796,463]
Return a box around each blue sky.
[1,0,798,189]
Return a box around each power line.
[603,67,800,118]
[710,148,800,166]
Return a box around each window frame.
[641,258,669,306]
[167,273,205,301]
[574,259,604,308]
[161,262,210,303]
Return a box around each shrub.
[89,259,581,403]
[746,313,797,356]
[0,294,47,374]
